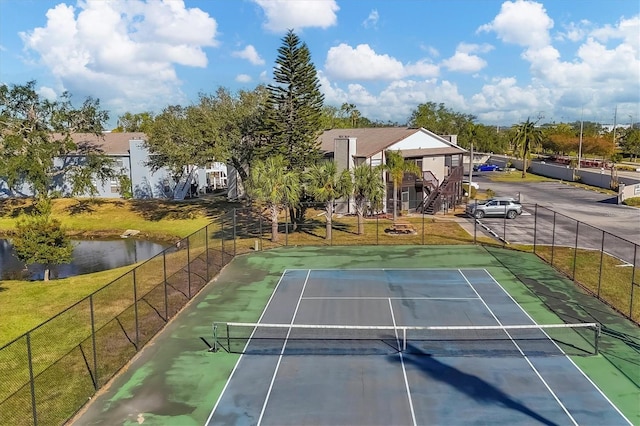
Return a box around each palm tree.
[246,155,300,242]
[352,163,385,235]
[384,150,421,221]
[513,118,543,178]
[305,161,353,240]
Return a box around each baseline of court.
[207,268,630,426]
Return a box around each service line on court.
[480,269,633,425]
[257,269,311,426]
[205,269,295,426]
[459,270,579,426]
[388,298,417,426]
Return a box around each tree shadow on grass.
[0,198,36,218]
[65,199,126,215]
[128,196,242,222]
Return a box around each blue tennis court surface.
[206,268,631,425]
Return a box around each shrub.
[622,196,640,207]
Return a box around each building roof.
[319,127,466,158]
[53,132,146,155]
[401,147,467,157]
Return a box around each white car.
[463,180,479,190]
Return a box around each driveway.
[464,174,640,263]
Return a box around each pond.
[0,238,172,281]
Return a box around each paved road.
[464,173,640,264]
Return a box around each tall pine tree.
[261,30,324,172]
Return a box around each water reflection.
[0,238,171,280]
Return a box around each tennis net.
[212,322,600,357]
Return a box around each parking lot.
[463,175,640,264]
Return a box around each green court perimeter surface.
[71,245,640,425]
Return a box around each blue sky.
[1,0,638,129]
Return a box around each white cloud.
[235,74,252,83]
[325,43,438,80]
[591,15,640,51]
[478,0,553,49]
[441,44,489,73]
[37,86,57,101]
[404,60,439,77]
[442,52,486,73]
[253,0,338,32]
[556,20,590,42]
[472,2,639,124]
[232,45,265,65]
[363,9,379,29]
[19,0,218,117]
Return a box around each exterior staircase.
[173,166,198,200]
[417,166,464,214]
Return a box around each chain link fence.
[1,202,637,425]
[468,204,639,323]
[0,221,234,425]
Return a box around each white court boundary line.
[479,268,632,425]
[204,269,304,426]
[459,269,579,426]
[388,298,417,426]
[302,296,479,300]
[257,269,311,426]
[207,268,627,426]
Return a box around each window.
[110,177,120,193]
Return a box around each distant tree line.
[2,27,638,280]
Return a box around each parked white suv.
[466,197,522,219]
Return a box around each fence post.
[187,238,192,299]
[90,295,98,390]
[330,205,333,247]
[221,214,225,261]
[503,213,507,247]
[376,213,379,245]
[533,205,538,253]
[27,333,37,426]
[205,224,210,281]
[630,244,638,318]
[572,221,580,281]
[551,212,557,266]
[133,269,139,349]
[163,251,168,321]
[259,213,263,250]
[232,208,237,256]
[421,208,425,245]
[285,206,289,246]
[597,230,605,297]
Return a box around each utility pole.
[577,107,584,170]
[613,106,618,147]
[468,141,474,189]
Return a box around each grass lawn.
[0,192,637,426]
[0,266,135,345]
[0,196,238,240]
[0,196,236,345]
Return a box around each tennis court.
[70,246,638,426]
[206,268,630,425]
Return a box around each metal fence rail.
[0,215,236,426]
[0,203,637,425]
